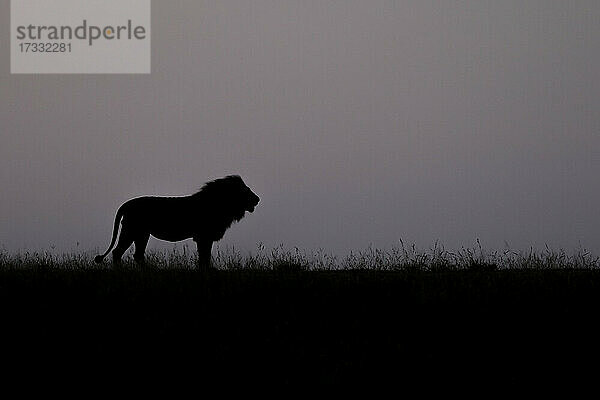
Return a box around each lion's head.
[194,175,260,222]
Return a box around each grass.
[1,243,600,390]
[4,239,598,270]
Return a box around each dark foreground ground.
[2,265,600,391]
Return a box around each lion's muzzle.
[247,193,260,213]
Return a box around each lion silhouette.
[94,175,260,268]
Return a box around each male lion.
[94,175,260,268]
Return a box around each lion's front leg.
[194,238,214,271]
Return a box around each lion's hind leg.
[133,233,150,264]
[112,224,135,264]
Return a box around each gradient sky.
[1,1,599,256]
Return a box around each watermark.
[11,0,151,74]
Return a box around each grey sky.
[1,1,599,256]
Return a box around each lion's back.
[121,196,194,224]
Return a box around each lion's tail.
[94,203,126,263]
